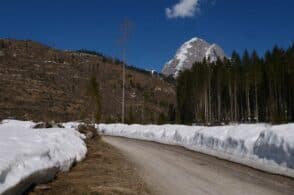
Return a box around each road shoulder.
[29,137,150,195]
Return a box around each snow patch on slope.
[205,44,223,62]
[99,123,294,178]
[173,38,205,77]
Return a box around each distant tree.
[127,106,135,124]
[87,75,101,124]
[251,50,262,122]
[168,104,176,124]
[157,113,167,125]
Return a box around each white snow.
[173,38,200,76]
[205,44,226,63]
[0,120,87,194]
[165,37,203,77]
[98,123,294,178]
[205,44,218,62]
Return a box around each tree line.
[177,44,294,124]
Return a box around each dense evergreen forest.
[176,44,294,124]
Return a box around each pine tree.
[168,104,176,124]
[87,75,101,123]
[176,44,293,124]
[127,106,134,124]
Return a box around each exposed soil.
[29,137,150,195]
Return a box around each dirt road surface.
[103,136,294,195]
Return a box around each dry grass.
[29,137,150,195]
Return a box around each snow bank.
[0,120,87,194]
[98,123,294,178]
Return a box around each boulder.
[76,124,98,139]
[33,121,64,129]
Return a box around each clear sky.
[1,0,294,72]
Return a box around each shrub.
[76,124,100,140]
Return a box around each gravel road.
[103,136,294,195]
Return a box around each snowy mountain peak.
[184,37,205,44]
[162,37,226,78]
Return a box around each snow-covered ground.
[0,120,87,194]
[98,123,294,178]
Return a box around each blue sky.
[0,0,293,72]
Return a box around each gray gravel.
[104,136,294,195]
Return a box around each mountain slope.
[0,39,175,123]
[162,38,226,77]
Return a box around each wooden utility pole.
[119,18,132,123]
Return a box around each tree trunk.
[208,80,212,122]
[246,84,251,122]
[217,88,221,122]
[229,84,234,121]
[204,91,208,124]
[234,80,238,121]
[254,80,259,122]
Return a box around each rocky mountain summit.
[162,38,226,78]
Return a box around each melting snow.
[0,120,87,194]
[99,123,294,178]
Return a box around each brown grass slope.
[0,39,175,123]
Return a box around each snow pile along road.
[0,120,87,194]
[99,124,294,178]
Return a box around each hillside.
[0,39,175,123]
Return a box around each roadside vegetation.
[30,136,150,195]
